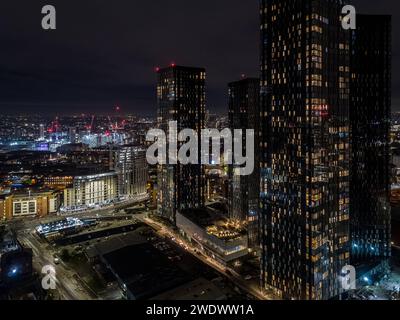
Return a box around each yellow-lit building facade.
[63,172,118,211]
[0,191,59,220]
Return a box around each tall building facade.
[228,78,260,249]
[350,15,392,265]
[259,0,351,300]
[157,65,206,223]
[115,145,148,199]
[63,172,118,211]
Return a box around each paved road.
[18,230,92,300]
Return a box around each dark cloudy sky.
[0,0,398,116]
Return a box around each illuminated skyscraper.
[115,145,148,200]
[39,124,45,140]
[157,65,206,223]
[69,126,77,143]
[350,15,392,265]
[259,0,351,300]
[228,78,260,249]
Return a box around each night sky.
[0,0,398,116]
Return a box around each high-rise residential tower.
[350,15,392,266]
[115,145,148,200]
[259,0,351,300]
[157,65,206,223]
[228,78,260,249]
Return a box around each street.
[17,229,92,300]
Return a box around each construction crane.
[84,115,95,133]
[48,116,60,133]
[108,105,126,132]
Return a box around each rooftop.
[180,208,246,241]
[85,232,146,259]
[0,225,19,255]
[151,277,226,300]
[102,243,190,300]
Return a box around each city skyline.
[0,0,399,116]
[1,0,399,305]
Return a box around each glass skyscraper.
[156,65,206,223]
[350,15,392,266]
[228,78,260,250]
